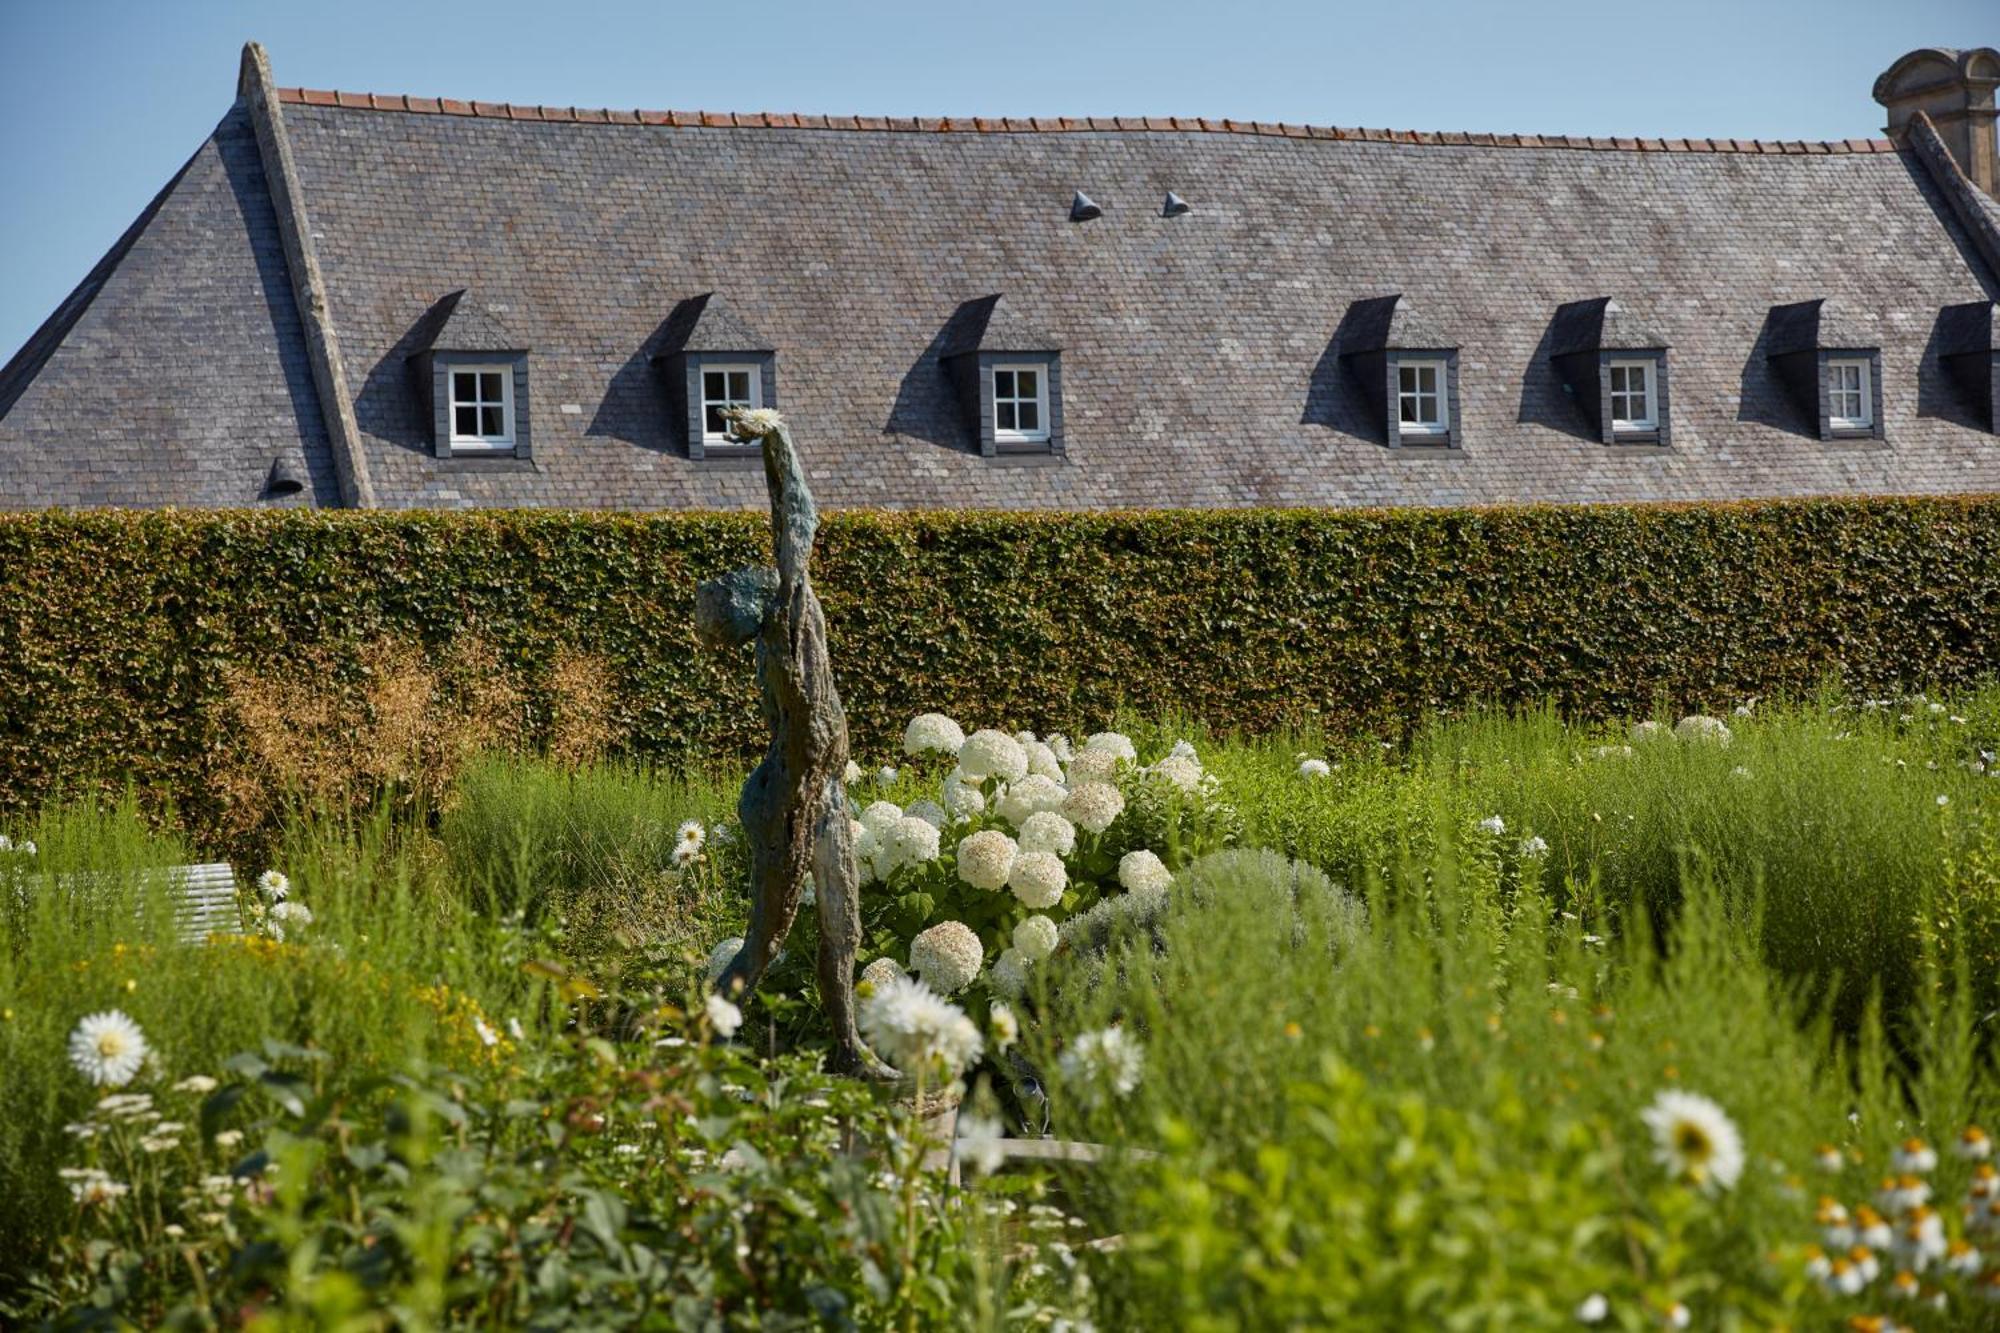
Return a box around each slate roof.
[5,70,2000,511]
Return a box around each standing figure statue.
[697,408,894,1080]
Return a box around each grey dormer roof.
[939,295,1060,360]
[412,289,528,355]
[1338,293,1454,352]
[1548,297,1671,356]
[1764,298,1882,355]
[652,293,775,358]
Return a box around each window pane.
[1018,401,1039,431]
[455,405,478,436]
[1398,365,1417,394]
[481,406,505,436]
[994,370,1014,399]
[1416,365,1436,393]
[1016,369,1038,397]
[452,372,477,404]
[997,402,1017,431]
[480,373,503,402]
[728,371,750,400]
[705,404,727,435]
[1399,396,1418,423]
[704,371,727,400]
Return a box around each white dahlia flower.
[1084,732,1138,762]
[1118,849,1172,894]
[1060,1025,1144,1106]
[943,769,986,817]
[1674,715,1733,746]
[676,820,706,856]
[989,1002,1019,1050]
[256,869,290,901]
[956,830,1017,891]
[705,937,744,985]
[1150,753,1203,793]
[859,976,983,1079]
[1066,748,1121,784]
[704,992,744,1039]
[1013,914,1059,962]
[1641,1089,1744,1193]
[68,1011,149,1088]
[1008,850,1068,908]
[904,713,967,757]
[1016,811,1076,857]
[1023,740,1065,781]
[1062,782,1126,835]
[859,801,905,839]
[996,774,1068,827]
[990,947,1029,999]
[958,730,1029,782]
[860,955,906,991]
[909,920,984,994]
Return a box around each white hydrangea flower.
[12,840,27,857]
[1023,740,1065,781]
[68,1011,148,1088]
[1008,850,1068,908]
[904,713,967,757]
[1674,715,1733,746]
[909,920,984,994]
[956,1110,1008,1177]
[1477,815,1506,835]
[1016,811,1076,857]
[995,774,1069,827]
[705,937,744,985]
[843,760,863,785]
[256,870,289,901]
[990,947,1029,999]
[1118,849,1172,894]
[878,765,900,785]
[860,956,906,991]
[1013,914,1059,962]
[0,834,10,852]
[1012,729,1039,746]
[942,769,986,818]
[1060,1026,1144,1106]
[851,819,877,865]
[704,992,744,1039]
[1083,732,1137,762]
[1046,734,1075,763]
[1629,720,1668,742]
[859,976,983,1079]
[1150,753,1203,793]
[956,829,1017,892]
[906,800,949,829]
[958,730,1029,782]
[1519,835,1550,858]
[1062,782,1125,835]
[882,816,941,871]
[1066,749,1121,784]
[1298,758,1331,779]
[859,801,905,839]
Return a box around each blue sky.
[1,0,1992,365]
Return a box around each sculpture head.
[695,566,779,647]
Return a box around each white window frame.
[700,363,763,445]
[1396,359,1449,438]
[1607,359,1658,432]
[1827,358,1872,430]
[991,363,1051,444]
[446,364,515,451]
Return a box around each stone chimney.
[1874,47,2000,198]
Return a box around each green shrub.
[4,497,1999,852]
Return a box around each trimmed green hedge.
[2,498,1997,848]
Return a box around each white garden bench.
[13,862,241,944]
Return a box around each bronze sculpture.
[698,409,893,1080]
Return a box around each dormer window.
[1828,358,1872,430]
[992,365,1050,443]
[938,295,1064,457]
[406,291,532,461]
[701,365,763,444]
[1334,295,1461,448]
[1396,359,1449,437]
[448,366,516,450]
[1761,301,1883,442]
[1608,360,1657,432]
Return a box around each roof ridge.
[272,87,1898,155]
